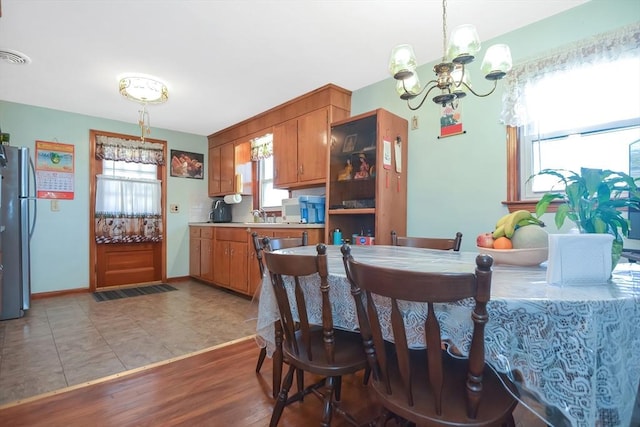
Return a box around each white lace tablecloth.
[255,245,640,427]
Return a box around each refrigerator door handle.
[28,157,37,239]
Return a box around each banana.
[516,217,545,228]
[492,224,506,239]
[504,210,533,238]
[495,212,514,228]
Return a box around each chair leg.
[335,375,342,401]
[272,322,284,398]
[296,368,304,397]
[363,366,371,385]
[269,364,296,427]
[255,347,267,373]
[320,376,337,427]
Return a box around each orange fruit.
[493,237,513,249]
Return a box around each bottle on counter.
[333,228,343,245]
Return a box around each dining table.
[254,244,640,427]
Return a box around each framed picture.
[343,134,357,153]
[170,150,204,179]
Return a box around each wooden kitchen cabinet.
[209,140,253,197]
[213,227,249,294]
[326,109,408,245]
[189,226,214,281]
[208,142,235,196]
[273,107,350,189]
[191,225,323,297]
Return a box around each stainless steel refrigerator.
[0,145,36,320]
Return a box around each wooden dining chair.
[253,231,308,399]
[391,230,463,251]
[263,243,368,427]
[342,245,518,427]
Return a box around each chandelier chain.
[442,0,448,62]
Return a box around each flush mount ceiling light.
[388,0,512,110]
[119,75,168,104]
[118,75,169,142]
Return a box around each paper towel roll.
[224,194,242,204]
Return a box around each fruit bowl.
[476,246,548,266]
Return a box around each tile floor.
[0,279,257,406]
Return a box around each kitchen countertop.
[189,222,325,229]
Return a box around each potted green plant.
[533,167,640,269]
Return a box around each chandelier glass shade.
[389,0,512,111]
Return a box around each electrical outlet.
[170,204,179,213]
[51,200,60,212]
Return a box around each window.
[259,155,288,209]
[503,23,640,209]
[93,134,164,244]
[98,160,161,215]
[250,133,288,210]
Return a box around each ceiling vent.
[0,49,31,64]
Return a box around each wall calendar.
[35,140,75,199]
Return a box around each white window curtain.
[500,22,640,129]
[94,135,164,244]
[95,175,161,216]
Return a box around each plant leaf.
[555,204,569,229]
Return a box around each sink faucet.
[252,209,268,223]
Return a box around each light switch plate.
[51,200,60,212]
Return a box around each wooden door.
[213,240,230,285]
[220,143,235,194]
[189,229,201,277]
[89,130,167,290]
[200,229,214,281]
[297,108,328,183]
[229,241,248,293]
[209,145,221,196]
[273,118,298,187]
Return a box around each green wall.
[1,0,639,294]
[0,101,208,293]
[351,0,640,251]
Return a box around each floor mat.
[92,284,177,302]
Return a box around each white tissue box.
[546,233,613,285]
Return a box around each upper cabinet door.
[273,108,331,188]
[208,142,236,196]
[273,118,299,187]
[208,145,222,196]
[220,143,235,194]
[297,108,329,183]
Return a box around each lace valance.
[95,135,165,165]
[501,22,640,127]
[250,134,273,161]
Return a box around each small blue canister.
[333,228,342,245]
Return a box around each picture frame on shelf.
[343,134,357,153]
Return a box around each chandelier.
[119,75,169,142]
[388,0,512,111]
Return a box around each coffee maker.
[208,197,232,223]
